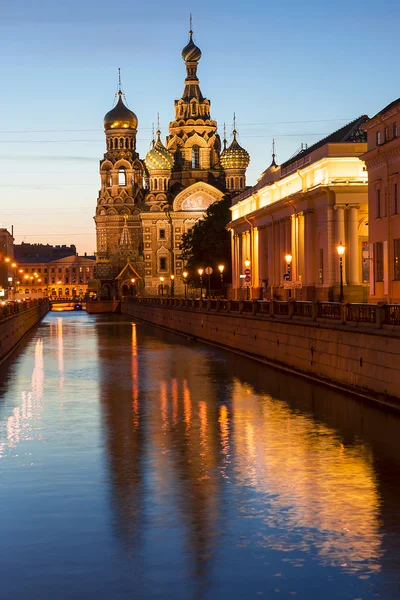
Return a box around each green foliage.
[180,195,232,285]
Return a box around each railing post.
[227,300,231,312]
[269,299,275,317]
[288,299,295,319]
[376,302,386,329]
[340,302,347,324]
[312,300,319,321]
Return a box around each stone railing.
[0,298,50,321]
[123,297,400,330]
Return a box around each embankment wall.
[0,301,49,362]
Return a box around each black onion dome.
[104,91,138,130]
[181,31,202,62]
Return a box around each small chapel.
[93,25,250,298]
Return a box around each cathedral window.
[175,148,183,167]
[154,179,158,190]
[118,167,126,186]
[159,257,167,271]
[120,138,124,148]
[159,229,165,239]
[192,145,200,169]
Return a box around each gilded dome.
[220,131,250,170]
[182,31,202,62]
[104,91,138,130]
[145,131,174,171]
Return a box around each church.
[93,25,250,298]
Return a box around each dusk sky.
[1,0,399,255]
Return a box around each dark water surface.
[1,312,400,600]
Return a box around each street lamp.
[182,271,188,298]
[285,254,293,298]
[159,276,164,296]
[198,268,204,298]
[337,242,345,302]
[170,274,175,298]
[218,264,225,295]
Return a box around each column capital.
[347,204,360,211]
[333,204,346,211]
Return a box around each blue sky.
[0,0,399,254]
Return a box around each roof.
[370,97,400,121]
[280,115,369,170]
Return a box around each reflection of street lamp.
[198,268,204,298]
[285,254,292,298]
[218,264,224,293]
[159,276,164,296]
[182,271,188,298]
[244,258,250,300]
[170,274,175,298]
[337,242,345,302]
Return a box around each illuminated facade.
[93,27,249,298]
[362,98,400,303]
[228,118,369,302]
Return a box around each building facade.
[362,98,400,303]
[0,228,15,299]
[228,118,369,302]
[93,27,249,298]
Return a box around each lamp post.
[198,268,204,298]
[218,264,224,295]
[244,258,251,300]
[337,242,345,302]
[170,274,175,298]
[182,271,188,298]
[285,254,293,298]
[159,276,164,296]
[131,278,135,297]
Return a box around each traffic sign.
[245,275,251,283]
[283,273,290,281]
[244,268,251,275]
[205,267,213,275]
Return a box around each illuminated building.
[228,118,369,302]
[0,228,14,298]
[93,26,249,298]
[362,98,400,303]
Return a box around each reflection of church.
[93,25,250,298]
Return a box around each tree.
[180,194,232,290]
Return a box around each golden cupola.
[221,119,250,192]
[145,131,174,171]
[104,91,138,131]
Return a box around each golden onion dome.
[220,131,250,170]
[104,91,138,130]
[145,131,174,171]
[182,30,202,63]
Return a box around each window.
[192,145,200,169]
[384,127,389,142]
[44,268,47,273]
[72,267,76,273]
[394,239,400,280]
[51,268,55,273]
[394,122,398,138]
[159,229,166,239]
[58,268,62,273]
[38,268,41,273]
[159,257,167,271]
[375,242,384,282]
[118,167,126,186]
[376,131,381,145]
[377,189,381,218]
[120,138,123,149]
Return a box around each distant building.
[93,26,249,299]
[362,98,400,303]
[228,118,369,302]
[14,245,95,299]
[0,228,15,299]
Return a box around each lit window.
[118,167,126,186]
[192,145,200,169]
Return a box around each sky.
[0,0,399,255]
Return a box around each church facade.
[93,27,250,298]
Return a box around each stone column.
[231,230,236,289]
[304,210,315,285]
[253,227,259,288]
[334,205,346,284]
[348,205,360,285]
[298,212,305,282]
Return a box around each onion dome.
[220,130,250,170]
[182,30,202,63]
[145,131,174,171]
[104,91,138,130]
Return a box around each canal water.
[1,312,400,600]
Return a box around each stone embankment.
[0,298,49,362]
[121,297,400,408]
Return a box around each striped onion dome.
[220,131,250,170]
[145,131,174,171]
[181,30,202,62]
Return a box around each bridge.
[50,299,86,311]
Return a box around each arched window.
[58,288,63,297]
[192,145,200,169]
[109,139,113,150]
[51,289,56,296]
[37,288,42,293]
[154,178,158,190]
[118,167,126,186]
[65,288,70,297]
[25,289,30,294]
[32,289,36,293]
[175,148,183,167]
[19,289,23,294]
[120,138,123,149]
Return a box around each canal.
[1,312,400,599]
